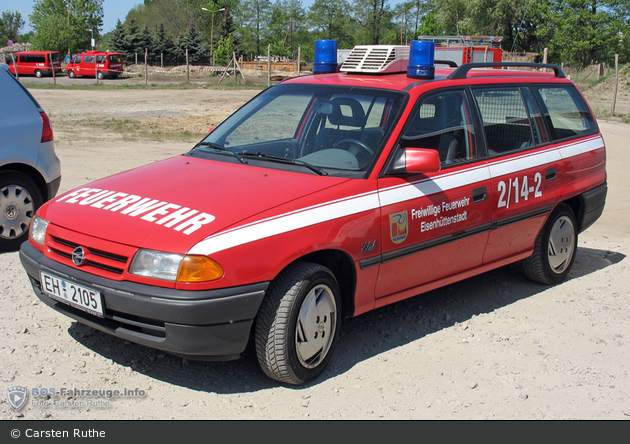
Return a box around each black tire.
[0,172,43,252]
[522,203,577,285]
[35,70,43,78]
[97,71,104,80]
[255,262,341,385]
[68,70,76,78]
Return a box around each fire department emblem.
[6,385,28,410]
[389,211,408,244]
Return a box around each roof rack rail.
[434,59,458,68]
[447,62,565,80]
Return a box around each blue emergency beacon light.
[313,40,338,74]
[407,40,435,79]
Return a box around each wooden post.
[49,51,56,85]
[611,54,619,117]
[268,44,271,87]
[297,47,301,76]
[95,55,98,84]
[186,48,189,82]
[161,53,163,68]
[11,53,18,81]
[145,48,148,85]
[543,48,548,64]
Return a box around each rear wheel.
[35,70,43,78]
[522,203,577,285]
[0,172,43,252]
[255,262,341,385]
[97,71,104,80]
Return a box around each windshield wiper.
[240,152,328,176]
[194,142,248,164]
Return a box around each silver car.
[0,63,61,251]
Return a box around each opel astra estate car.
[19,41,606,385]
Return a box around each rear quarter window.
[534,86,597,141]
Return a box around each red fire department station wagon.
[20,41,607,385]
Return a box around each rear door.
[471,85,562,264]
[375,88,493,300]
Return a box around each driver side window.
[401,90,477,166]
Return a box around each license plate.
[39,271,104,317]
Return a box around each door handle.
[546,167,557,181]
[472,187,487,203]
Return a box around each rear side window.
[533,86,597,141]
[19,54,46,63]
[84,56,94,63]
[96,55,106,63]
[472,87,537,156]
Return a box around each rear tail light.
[40,111,54,143]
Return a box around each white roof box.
[340,45,410,74]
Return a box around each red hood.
[39,155,350,252]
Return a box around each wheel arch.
[0,164,48,201]
[281,248,356,320]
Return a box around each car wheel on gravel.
[68,70,76,78]
[35,70,43,78]
[97,71,104,80]
[0,172,43,252]
[255,262,341,385]
[522,203,578,285]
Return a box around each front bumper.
[20,241,268,360]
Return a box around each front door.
[375,89,493,300]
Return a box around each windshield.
[194,83,406,175]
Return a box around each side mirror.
[404,148,441,174]
[208,126,216,134]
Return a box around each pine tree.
[108,19,127,55]
[154,23,177,66]
[123,17,142,64]
[175,25,209,65]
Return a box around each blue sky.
[0,0,144,35]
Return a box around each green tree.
[107,19,127,55]
[352,0,395,45]
[30,0,104,56]
[0,11,25,43]
[176,24,210,64]
[123,17,143,64]
[239,0,272,56]
[154,23,178,65]
[538,0,630,67]
[307,0,354,49]
[214,34,234,65]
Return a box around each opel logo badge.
[71,246,88,266]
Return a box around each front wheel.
[255,262,341,385]
[522,203,577,285]
[68,70,76,78]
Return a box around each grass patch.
[82,117,201,143]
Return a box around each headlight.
[29,215,49,245]
[129,249,223,283]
